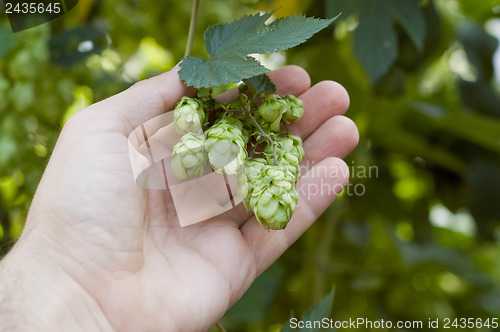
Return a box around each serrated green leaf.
[180,55,270,88]
[246,14,337,55]
[205,11,335,59]
[180,11,337,88]
[243,74,276,96]
[204,11,275,58]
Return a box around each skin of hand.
[0,65,358,331]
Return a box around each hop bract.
[282,94,304,122]
[264,135,304,176]
[238,158,268,208]
[171,133,207,180]
[222,115,251,144]
[258,95,287,123]
[253,111,281,136]
[205,119,247,175]
[173,96,205,135]
[249,165,298,230]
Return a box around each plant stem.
[220,110,229,120]
[281,119,289,135]
[249,143,258,158]
[184,0,200,57]
[272,143,277,166]
[246,111,277,165]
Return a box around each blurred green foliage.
[1,0,500,331]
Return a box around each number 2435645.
[5,2,62,14]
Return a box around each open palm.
[17,65,358,331]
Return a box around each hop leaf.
[179,11,338,88]
[243,74,276,96]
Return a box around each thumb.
[92,64,196,132]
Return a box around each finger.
[290,81,350,140]
[301,116,359,169]
[216,65,311,103]
[271,65,311,95]
[241,157,349,276]
[87,65,196,133]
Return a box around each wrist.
[0,235,114,331]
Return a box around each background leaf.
[301,288,336,331]
[389,0,425,51]
[353,1,398,83]
[0,24,15,58]
[327,0,425,82]
[222,263,283,326]
[281,288,336,332]
[49,24,108,66]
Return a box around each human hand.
[0,65,358,331]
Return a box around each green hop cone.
[234,112,255,144]
[171,133,207,180]
[205,119,247,174]
[252,111,281,139]
[282,94,304,122]
[173,96,205,135]
[245,158,269,185]
[264,135,304,177]
[228,93,250,111]
[258,95,287,123]
[237,158,268,209]
[220,115,251,144]
[249,165,298,230]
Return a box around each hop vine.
[170,9,337,230]
[170,80,304,230]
